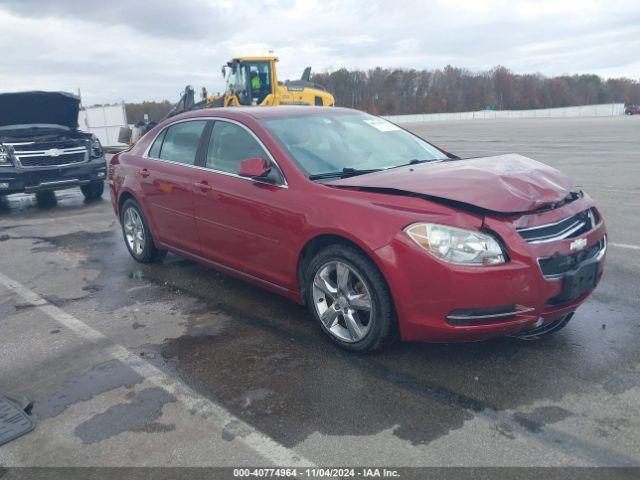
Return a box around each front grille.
[538,237,606,278]
[517,208,598,244]
[15,147,87,169]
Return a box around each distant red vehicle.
[625,105,640,115]
[109,107,606,351]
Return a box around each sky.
[0,0,639,105]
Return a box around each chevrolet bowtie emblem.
[570,238,587,251]
[47,149,62,157]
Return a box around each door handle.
[195,181,214,192]
[139,168,151,178]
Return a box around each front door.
[192,120,297,289]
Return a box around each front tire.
[120,199,166,263]
[81,181,104,200]
[305,244,396,352]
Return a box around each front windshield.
[261,112,447,177]
[225,64,248,93]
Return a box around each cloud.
[0,0,638,105]
[0,0,233,39]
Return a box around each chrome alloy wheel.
[123,207,145,256]
[311,261,374,343]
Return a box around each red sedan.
[109,107,606,351]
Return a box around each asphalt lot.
[0,116,639,467]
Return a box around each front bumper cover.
[0,157,107,194]
[373,198,607,342]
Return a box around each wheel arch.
[117,190,162,249]
[296,233,391,306]
[117,190,137,219]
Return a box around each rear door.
[192,119,296,289]
[139,119,209,254]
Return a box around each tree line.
[311,66,640,115]
[124,100,173,125]
[122,66,640,121]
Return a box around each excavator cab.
[223,58,275,106]
[124,56,334,145]
[168,56,333,117]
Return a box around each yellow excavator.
[120,57,335,145]
[167,56,335,117]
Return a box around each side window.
[148,129,166,158]
[158,120,207,165]
[205,121,267,174]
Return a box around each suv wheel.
[120,199,166,263]
[81,181,104,200]
[305,244,396,352]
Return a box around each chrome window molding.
[142,117,288,188]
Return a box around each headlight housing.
[0,144,14,167]
[90,135,103,159]
[405,223,506,265]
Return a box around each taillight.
[108,153,120,180]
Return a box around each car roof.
[178,106,358,123]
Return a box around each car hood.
[325,154,577,214]
[0,91,80,130]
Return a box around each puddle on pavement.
[4,198,639,448]
[35,360,143,420]
[0,190,103,217]
[160,316,475,446]
[74,387,176,444]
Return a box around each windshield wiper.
[381,158,438,171]
[309,167,383,181]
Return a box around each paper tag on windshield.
[364,118,401,132]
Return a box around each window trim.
[143,117,288,188]
[148,128,167,158]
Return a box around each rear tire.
[305,244,396,352]
[81,181,104,200]
[120,199,166,263]
[512,313,574,340]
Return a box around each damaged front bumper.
[372,196,607,342]
[0,157,107,195]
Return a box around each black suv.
[0,91,107,201]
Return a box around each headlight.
[405,223,506,265]
[90,136,103,159]
[0,144,14,167]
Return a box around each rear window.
[156,120,207,165]
[148,129,166,158]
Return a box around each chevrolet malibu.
[109,107,606,351]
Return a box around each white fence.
[383,103,625,124]
[78,103,128,147]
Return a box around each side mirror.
[238,157,271,179]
